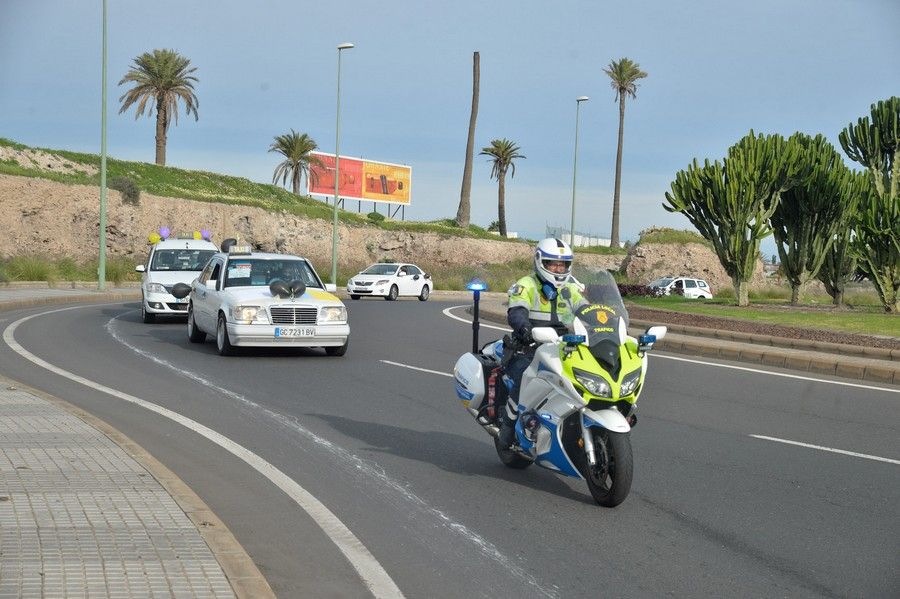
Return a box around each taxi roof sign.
[228,244,252,256]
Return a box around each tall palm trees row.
[118,49,647,242]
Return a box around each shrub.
[4,255,57,282]
[367,211,385,223]
[616,284,663,298]
[109,176,141,205]
[638,226,708,245]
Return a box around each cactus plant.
[664,131,804,306]
[839,97,900,312]
[769,134,858,304]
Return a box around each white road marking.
[380,360,452,377]
[442,305,900,394]
[750,435,900,465]
[4,306,404,599]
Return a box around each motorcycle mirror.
[645,325,667,341]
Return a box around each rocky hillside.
[1,175,624,274]
[622,239,766,291]
[1,167,765,291]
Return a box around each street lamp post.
[331,42,354,286]
[569,96,589,249]
[98,0,108,291]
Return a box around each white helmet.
[534,238,574,288]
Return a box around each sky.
[1,0,898,251]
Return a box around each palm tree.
[455,51,480,229]
[603,57,647,247]
[269,130,322,195]
[480,138,525,237]
[118,49,199,166]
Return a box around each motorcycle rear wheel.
[494,438,532,469]
[584,430,633,507]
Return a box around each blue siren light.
[466,279,488,292]
[638,334,657,345]
[562,334,586,344]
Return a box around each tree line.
[664,97,900,312]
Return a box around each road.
[1,299,898,598]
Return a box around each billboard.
[307,151,411,205]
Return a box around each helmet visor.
[541,258,571,276]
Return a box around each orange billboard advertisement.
[308,152,411,205]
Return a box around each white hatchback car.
[648,276,713,299]
[136,238,218,323]
[174,245,349,356]
[347,263,432,301]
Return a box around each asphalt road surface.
[1,299,898,598]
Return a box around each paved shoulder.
[0,377,273,599]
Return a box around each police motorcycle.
[453,277,667,507]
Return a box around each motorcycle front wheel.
[584,430,633,507]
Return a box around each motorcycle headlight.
[619,368,642,397]
[146,282,167,294]
[376,279,389,285]
[573,368,612,398]
[319,306,347,323]
[231,305,260,323]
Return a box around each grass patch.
[638,226,710,246]
[627,294,897,336]
[0,254,141,285]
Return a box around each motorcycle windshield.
[568,270,628,374]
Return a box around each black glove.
[513,326,533,346]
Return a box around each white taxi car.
[346,263,432,301]
[648,276,713,299]
[173,245,349,356]
[136,237,218,323]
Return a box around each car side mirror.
[413,274,420,280]
[532,327,559,344]
[135,265,145,273]
[324,283,337,293]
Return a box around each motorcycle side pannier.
[453,351,507,419]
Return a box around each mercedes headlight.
[620,368,642,396]
[146,282,167,294]
[376,279,389,285]
[573,368,612,398]
[231,305,260,323]
[319,306,347,323]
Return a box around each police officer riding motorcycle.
[499,237,587,448]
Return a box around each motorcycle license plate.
[274,327,316,338]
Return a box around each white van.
[648,276,713,299]
[136,238,218,322]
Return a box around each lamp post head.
[337,42,355,50]
[576,96,589,103]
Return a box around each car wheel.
[350,295,360,300]
[141,300,156,324]
[385,285,399,301]
[325,339,348,357]
[216,313,235,356]
[187,305,206,343]
[418,284,430,301]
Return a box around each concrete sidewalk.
[0,288,274,598]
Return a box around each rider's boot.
[498,405,518,449]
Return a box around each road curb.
[471,301,900,386]
[0,374,276,599]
